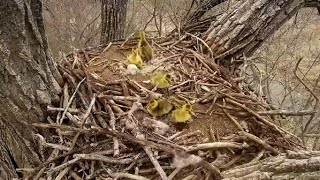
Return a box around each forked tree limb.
[201,0,320,63]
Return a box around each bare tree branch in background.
[100,0,128,44]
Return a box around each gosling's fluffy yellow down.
[147,99,173,117]
[172,104,192,123]
[138,31,153,61]
[127,48,143,68]
[150,72,171,89]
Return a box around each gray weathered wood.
[0,0,61,178]
[222,150,320,180]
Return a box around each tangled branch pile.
[28,34,306,180]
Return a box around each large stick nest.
[29,34,305,180]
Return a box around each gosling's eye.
[185,104,191,110]
[165,74,171,79]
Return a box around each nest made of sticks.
[28,34,304,180]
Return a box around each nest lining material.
[29,35,303,180]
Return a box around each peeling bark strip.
[100,0,128,44]
[0,0,60,178]
[203,0,305,61]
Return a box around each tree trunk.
[176,0,226,34]
[100,0,128,44]
[0,0,61,179]
[185,0,226,25]
[202,0,319,64]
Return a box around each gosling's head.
[138,31,145,39]
[165,74,171,81]
[183,104,192,112]
[148,100,159,109]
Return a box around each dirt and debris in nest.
[28,34,304,180]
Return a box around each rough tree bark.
[176,0,226,34]
[0,0,61,179]
[100,0,128,44]
[185,0,226,24]
[202,0,320,63]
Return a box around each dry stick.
[120,34,134,47]
[98,95,141,101]
[225,98,301,142]
[240,131,280,155]
[73,154,133,164]
[186,32,214,58]
[169,35,187,48]
[62,82,69,107]
[65,112,81,127]
[102,42,113,53]
[201,161,222,180]
[69,170,82,180]
[187,142,244,152]
[109,172,150,180]
[144,146,168,180]
[26,138,110,179]
[64,72,89,107]
[250,150,265,162]
[32,123,222,178]
[32,123,176,155]
[81,94,97,127]
[168,80,193,91]
[182,175,197,180]
[70,94,97,151]
[44,143,71,151]
[168,168,181,180]
[191,50,216,73]
[47,106,79,113]
[174,130,202,142]
[138,166,174,174]
[257,110,317,116]
[168,132,184,140]
[222,99,245,132]
[130,79,162,97]
[47,157,80,173]
[121,81,130,96]
[59,78,86,124]
[106,104,120,157]
[55,166,72,180]
[33,149,60,180]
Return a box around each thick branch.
[222,151,320,179]
[203,0,305,63]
